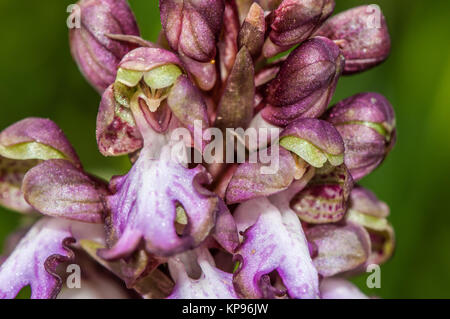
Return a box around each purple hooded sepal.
[167,247,238,299]
[233,197,319,299]
[0,218,75,299]
[0,118,81,213]
[118,47,182,73]
[178,52,217,91]
[262,37,344,126]
[100,146,219,259]
[306,222,371,277]
[225,147,299,204]
[316,5,391,75]
[69,0,140,93]
[159,0,225,62]
[325,92,396,181]
[167,75,210,151]
[22,159,108,224]
[349,186,390,218]
[268,0,335,48]
[0,118,80,165]
[291,164,353,224]
[320,278,368,299]
[96,84,144,157]
[346,186,395,265]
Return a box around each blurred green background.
[1,0,449,298]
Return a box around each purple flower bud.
[22,160,108,224]
[262,37,344,126]
[238,3,266,58]
[291,164,353,224]
[346,186,395,265]
[268,0,335,48]
[159,0,225,62]
[316,5,391,74]
[306,222,371,277]
[225,147,299,204]
[325,92,396,181]
[69,0,140,93]
[0,118,81,213]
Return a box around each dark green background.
[1,0,449,298]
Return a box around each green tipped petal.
[326,153,344,167]
[280,136,328,168]
[0,142,66,162]
[143,64,182,90]
[347,210,389,232]
[116,68,143,87]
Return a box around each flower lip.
[233,196,320,299]
[100,146,219,259]
[167,247,238,299]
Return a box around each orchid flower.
[0,0,396,299]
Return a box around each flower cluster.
[0,0,395,299]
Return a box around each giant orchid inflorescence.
[0,0,395,299]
